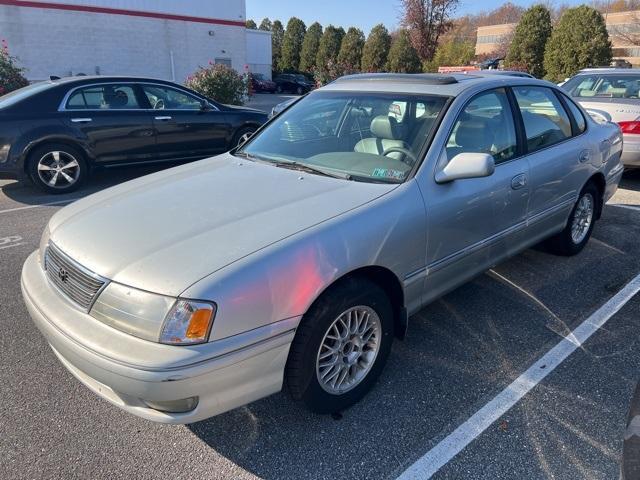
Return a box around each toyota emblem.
[58,267,69,283]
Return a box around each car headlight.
[90,283,215,345]
[0,144,10,163]
[38,225,51,266]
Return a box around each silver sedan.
[22,73,624,423]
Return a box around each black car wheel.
[28,143,87,194]
[233,127,257,149]
[285,276,394,414]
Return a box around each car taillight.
[618,121,640,134]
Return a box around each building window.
[215,58,232,68]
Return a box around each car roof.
[43,75,188,86]
[320,73,554,97]
[576,68,640,75]
[473,70,534,78]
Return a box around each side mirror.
[435,152,495,183]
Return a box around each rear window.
[0,82,53,109]
[563,74,640,99]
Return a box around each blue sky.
[246,0,584,34]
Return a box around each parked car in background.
[274,74,315,95]
[22,73,623,424]
[562,68,640,168]
[479,57,503,70]
[611,59,633,69]
[250,73,276,93]
[0,76,268,193]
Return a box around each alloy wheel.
[571,193,594,244]
[36,151,81,189]
[316,306,381,395]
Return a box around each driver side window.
[445,88,517,165]
[140,84,203,110]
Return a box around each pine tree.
[338,27,365,69]
[300,22,323,72]
[280,17,307,72]
[505,5,552,78]
[361,24,391,72]
[386,30,421,73]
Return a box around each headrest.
[370,115,405,141]
[454,119,493,153]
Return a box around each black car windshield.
[238,91,448,183]
[0,81,53,109]
[562,74,640,99]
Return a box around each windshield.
[294,75,308,82]
[0,81,53,109]
[562,74,640,99]
[238,91,448,183]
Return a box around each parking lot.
[1,143,639,479]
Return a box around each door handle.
[154,116,172,121]
[511,173,527,190]
[71,118,92,123]
[579,150,591,163]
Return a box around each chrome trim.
[44,243,110,312]
[58,81,220,112]
[154,116,172,121]
[70,118,92,123]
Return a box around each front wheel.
[544,182,599,256]
[28,143,87,194]
[232,127,257,149]
[285,276,394,414]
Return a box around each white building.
[0,0,272,82]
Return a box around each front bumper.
[622,134,640,167]
[21,251,296,424]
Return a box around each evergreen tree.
[386,30,421,73]
[544,6,612,82]
[245,19,257,29]
[280,17,307,71]
[300,22,323,72]
[338,27,365,69]
[316,25,345,69]
[271,20,285,72]
[258,18,272,31]
[505,5,552,78]
[361,24,391,72]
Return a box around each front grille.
[44,244,106,311]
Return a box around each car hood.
[222,104,265,115]
[47,154,396,297]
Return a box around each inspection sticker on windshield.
[372,168,405,180]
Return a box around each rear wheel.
[286,276,394,414]
[545,182,599,256]
[28,143,87,194]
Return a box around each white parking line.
[0,242,25,250]
[397,271,640,480]
[0,199,76,215]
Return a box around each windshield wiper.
[270,158,353,180]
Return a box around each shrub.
[185,63,248,105]
[505,5,552,78]
[0,40,28,96]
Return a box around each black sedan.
[0,76,268,193]
[273,74,315,95]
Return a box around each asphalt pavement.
[1,167,640,480]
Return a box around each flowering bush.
[0,40,28,96]
[313,60,359,87]
[185,63,248,106]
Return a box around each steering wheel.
[382,146,417,165]
[153,99,165,110]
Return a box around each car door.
[60,83,155,164]
[421,88,530,303]
[139,83,231,160]
[511,86,588,241]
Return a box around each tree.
[316,25,345,70]
[271,20,285,72]
[258,18,272,31]
[400,0,459,62]
[475,2,525,26]
[386,30,421,73]
[300,22,323,72]
[0,40,28,96]
[424,38,475,71]
[338,27,365,69]
[185,63,247,105]
[280,17,307,71]
[245,19,257,29]
[361,24,391,72]
[505,5,552,78]
[544,6,612,82]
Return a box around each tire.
[285,276,394,414]
[27,143,87,194]
[232,127,257,149]
[544,182,599,256]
